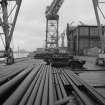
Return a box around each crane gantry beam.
[0,0,22,64]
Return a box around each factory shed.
[67,25,105,56]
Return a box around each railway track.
[0,58,105,105]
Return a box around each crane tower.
[45,0,64,49]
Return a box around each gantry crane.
[45,0,64,49]
[42,0,86,68]
[0,0,22,64]
[92,0,105,65]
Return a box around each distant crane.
[45,0,64,49]
[0,0,22,64]
[59,30,66,48]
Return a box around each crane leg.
[6,48,14,65]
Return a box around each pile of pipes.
[0,59,105,105]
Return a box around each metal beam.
[0,0,22,64]
[92,0,104,51]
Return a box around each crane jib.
[46,0,64,16]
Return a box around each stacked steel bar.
[0,58,105,105]
[0,59,55,105]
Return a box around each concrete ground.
[76,56,105,98]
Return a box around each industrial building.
[67,25,105,56]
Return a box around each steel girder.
[0,0,22,64]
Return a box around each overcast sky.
[10,0,105,51]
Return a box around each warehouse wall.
[67,25,104,56]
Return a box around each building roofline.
[69,25,105,33]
